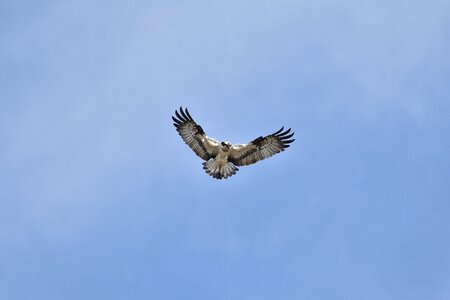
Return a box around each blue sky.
[1,0,450,299]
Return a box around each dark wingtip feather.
[185,108,194,121]
[180,107,189,120]
[279,128,291,136]
[173,107,196,123]
[281,132,295,140]
[175,109,184,121]
[175,107,181,117]
[273,127,292,137]
[272,127,284,136]
[172,116,182,124]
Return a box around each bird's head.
[221,141,231,150]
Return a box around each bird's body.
[172,107,295,179]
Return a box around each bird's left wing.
[228,127,295,166]
[172,107,220,160]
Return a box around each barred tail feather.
[202,159,239,180]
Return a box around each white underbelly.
[215,151,229,165]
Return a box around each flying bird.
[172,107,295,179]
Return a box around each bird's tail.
[202,159,239,180]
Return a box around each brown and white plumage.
[228,127,295,166]
[172,107,295,179]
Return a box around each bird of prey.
[172,107,295,179]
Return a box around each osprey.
[172,107,295,179]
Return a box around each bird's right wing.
[172,107,220,160]
[228,127,295,166]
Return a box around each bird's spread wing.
[228,127,295,166]
[172,107,220,160]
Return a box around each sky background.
[1,0,450,299]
